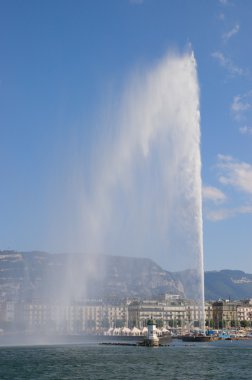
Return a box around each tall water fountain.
[67,49,205,330]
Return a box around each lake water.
[0,340,252,379]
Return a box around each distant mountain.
[0,250,68,302]
[204,270,252,300]
[0,250,184,302]
[98,255,184,298]
[0,250,252,302]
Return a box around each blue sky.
[0,0,251,272]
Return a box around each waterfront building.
[18,300,128,334]
[2,297,252,334]
[212,300,240,328]
[237,299,252,327]
[127,296,210,330]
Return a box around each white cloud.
[239,126,252,135]
[202,186,227,204]
[231,92,252,122]
[212,51,244,76]
[205,155,252,222]
[206,205,252,221]
[217,155,252,194]
[222,24,240,42]
[232,96,250,113]
[231,92,252,134]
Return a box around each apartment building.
[2,298,252,334]
[128,296,210,329]
[19,300,128,333]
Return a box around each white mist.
[59,50,205,329]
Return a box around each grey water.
[1,340,252,380]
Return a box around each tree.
[240,320,249,328]
[128,320,137,329]
[230,320,236,328]
[86,319,96,330]
[115,319,125,328]
[168,320,174,328]
[205,319,215,328]
[156,319,164,328]
[218,320,223,329]
[101,319,110,329]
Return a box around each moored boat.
[182,334,215,342]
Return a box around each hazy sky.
[0,0,251,272]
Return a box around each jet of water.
[61,49,205,329]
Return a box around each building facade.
[2,298,252,334]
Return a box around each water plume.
[64,49,205,329]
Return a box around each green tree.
[230,320,236,328]
[210,320,215,328]
[240,320,249,328]
[101,319,110,329]
[128,320,137,329]
[115,319,125,328]
[86,319,96,330]
[207,319,214,328]
[218,320,228,329]
[177,319,181,328]
[156,319,164,328]
[168,320,174,328]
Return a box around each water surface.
[0,340,251,380]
